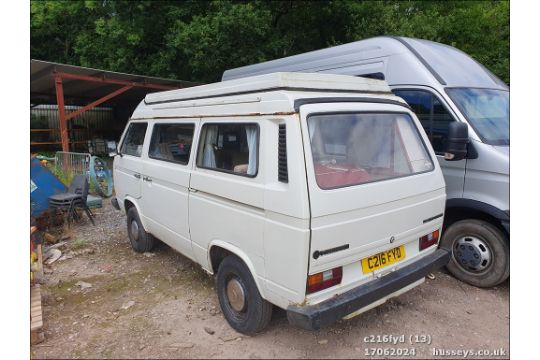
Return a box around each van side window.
[149,123,194,165]
[120,122,147,157]
[393,90,455,154]
[197,123,259,177]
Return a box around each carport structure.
[31,60,198,152]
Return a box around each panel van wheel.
[216,256,273,334]
[440,219,509,288]
[126,207,155,253]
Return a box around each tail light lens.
[306,266,343,294]
[419,229,440,251]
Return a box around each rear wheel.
[126,207,155,253]
[440,219,509,287]
[216,255,273,334]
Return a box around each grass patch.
[50,164,76,187]
[72,238,87,249]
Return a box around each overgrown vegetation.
[50,164,98,194]
[50,164,75,187]
[71,238,87,249]
[30,0,509,84]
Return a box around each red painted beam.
[65,85,133,121]
[54,71,178,91]
[31,141,88,145]
[54,76,69,152]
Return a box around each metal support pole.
[54,76,69,152]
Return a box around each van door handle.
[133,173,141,179]
[143,176,152,182]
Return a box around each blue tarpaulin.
[30,157,66,217]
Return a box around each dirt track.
[32,202,509,359]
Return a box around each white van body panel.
[121,195,149,230]
[206,240,266,296]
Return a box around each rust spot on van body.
[130,111,297,121]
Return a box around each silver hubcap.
[226,278,246,312]
[454,235,492,273]
[130,220,139,242]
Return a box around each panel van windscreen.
[446,88,509,146]
[308,113,434,190]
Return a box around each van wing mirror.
[444,122,469,161]
[107,141,122,157]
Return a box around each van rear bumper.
[286,249,450,330]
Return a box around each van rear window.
[308,113,434,189]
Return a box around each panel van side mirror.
[107,140,122,157]
[109,146,122,158]
[444,122,469,161]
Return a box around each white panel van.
[111,72,450,333]
[223,37,510,288]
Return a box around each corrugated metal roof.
[31,59,199,106]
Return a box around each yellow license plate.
[361,245,406,274]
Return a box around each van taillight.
[306,267,343,294]
[419,229,440,251]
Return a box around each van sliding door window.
[392,90,455,154]
[149,123,195,165]
[197,123,259,177]
[120,122,148,157]
[308,113,434,190]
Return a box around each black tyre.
[440,219,509,288]
[216,255,273,334]
[126,207,155,253]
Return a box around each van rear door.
[300,102,446,285]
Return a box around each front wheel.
[126,207,155,253]
[440,219,509,287]
[216,255,273,334]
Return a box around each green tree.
[30,0,509,84]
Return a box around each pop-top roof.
[145,72,392,105]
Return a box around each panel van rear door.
[299,102,445,276]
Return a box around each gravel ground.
[31,202,509,359]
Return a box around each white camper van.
[223,37,510,288]
[111,72,450,333]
